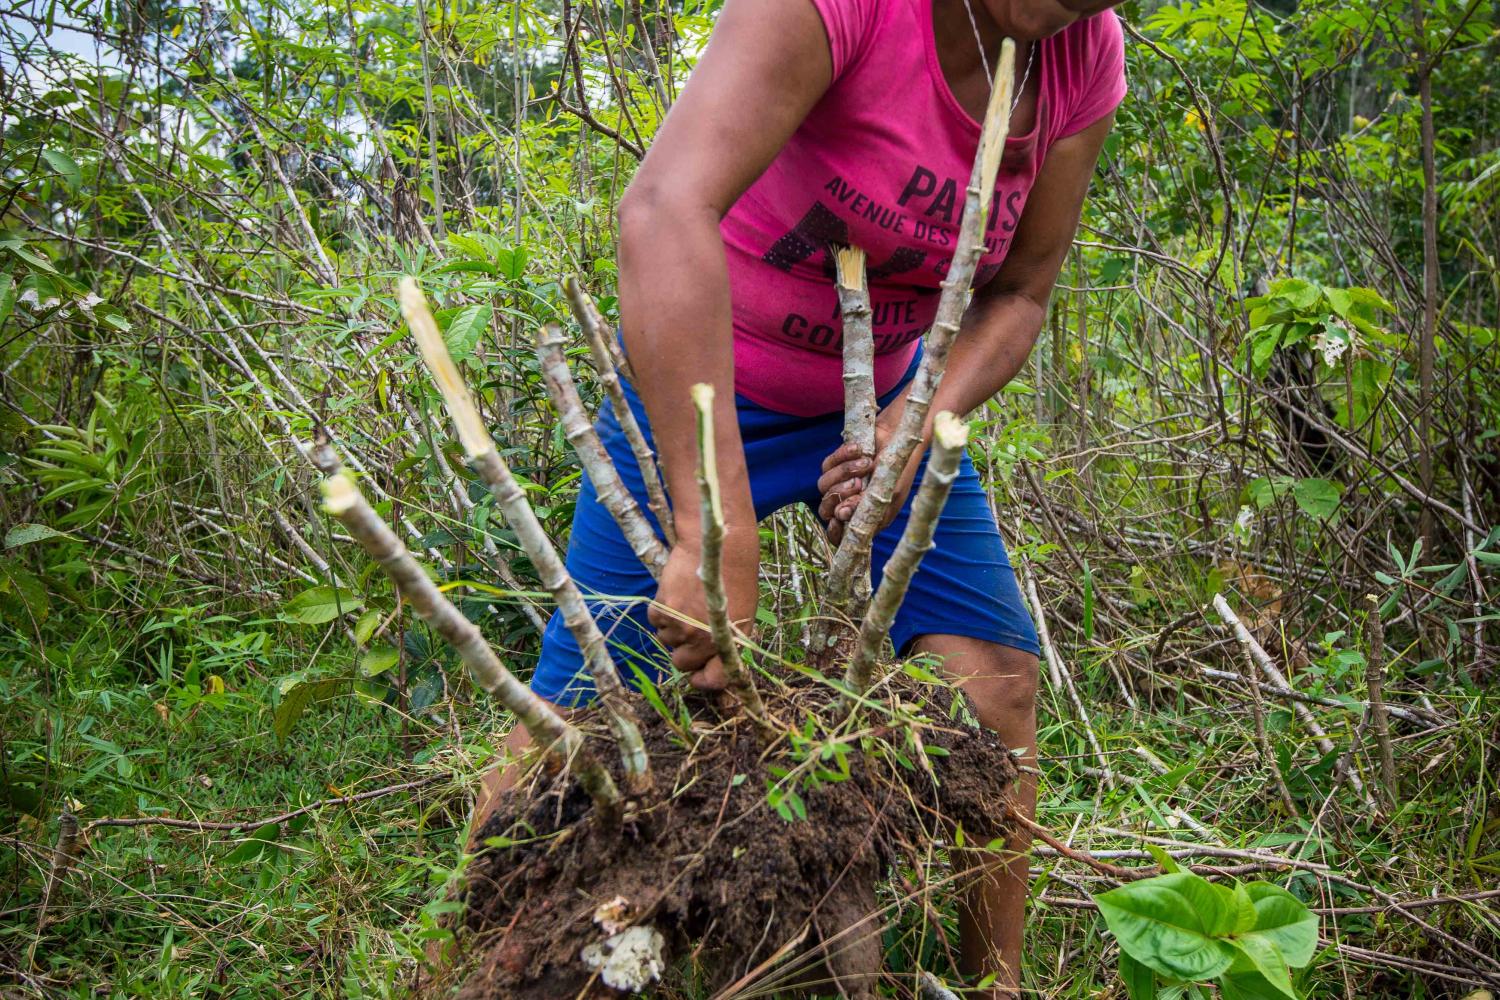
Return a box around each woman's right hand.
[647,529,760,691]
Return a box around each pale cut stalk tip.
[932,411,968,451]
[978,38,1018,217]
[320,472,359,515]
[398,276,492,459]
[835,245,867,291]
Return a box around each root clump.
[452,678,1018,999]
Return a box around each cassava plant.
[309,41,1026,1000]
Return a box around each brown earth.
[445,677,1018,999]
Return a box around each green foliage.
[0,0,1494,994]
[1097,873,1318,999]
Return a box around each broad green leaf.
[1095,873,1238,981]
[4,523,69,548]
[1250,325,1283,373]
[41,149,81,190]
[443,303,492,360]
[1272,278,1321,311]
[0,559,50,623]
[1145,843,1182,873]
[282,585,361,625]
[223,822,281,863]
[353,608,381,645]
[273,677,351,739]
[1241,883,1318,967]
[1230,883,1258,934]
[1291,479,1341,520]
[1118,951,1156,1000]
[410,671,444,711]
[1230,936,1296,998]
[1247,477,1292,509]
[1220,971,1292,1000]
[494,246,529,280]
[361,645,400,676]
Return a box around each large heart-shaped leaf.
[1095,873,1239,981]
[1231,936,1296,998]
[1240,883,1318,967]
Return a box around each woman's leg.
[910,634,1038,1000]
[871,448,1040,998]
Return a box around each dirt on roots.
[445,678,1018,999]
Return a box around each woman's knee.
[912,635,1038,730]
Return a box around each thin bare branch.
[691,382,776,740]
[537,322,669,578]
[400,278,652,795]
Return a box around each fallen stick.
[26,812,79,969]
[1238,639,1298,816]
[83,775,447,833]
[401,279,651,795]
[1021,555,1115,785]
[918,971,961,1000]
[537,322,669,578]
[1191,663,1438,726]
[1209,593,1377,811]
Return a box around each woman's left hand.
[817,416,920,544]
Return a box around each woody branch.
[536,321,669,578]
[314,455,620,813]
[691,382,777,740]
[399,278,652,796]
[564,275,675,545]
[844,412,969,694]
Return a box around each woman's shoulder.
[1047,10,1127,140]
[806,0,912,80]
[1055,9,1125,73]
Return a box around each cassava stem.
[835,245,876,612]
[819,39,1018,647]
[844,412,968,693]
[537,322,670,578]
[691,383,776,740]
[318,464,619,812]
[563,275,675,545]
[835,245,876,459]
[398,278,651,795]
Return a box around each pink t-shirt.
[721,0,1127,416]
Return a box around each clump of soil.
[450,677,1018,999]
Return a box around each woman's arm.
[819,113,1116,535]
[619,0,834,683]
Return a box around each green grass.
[5,568,1494,997]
